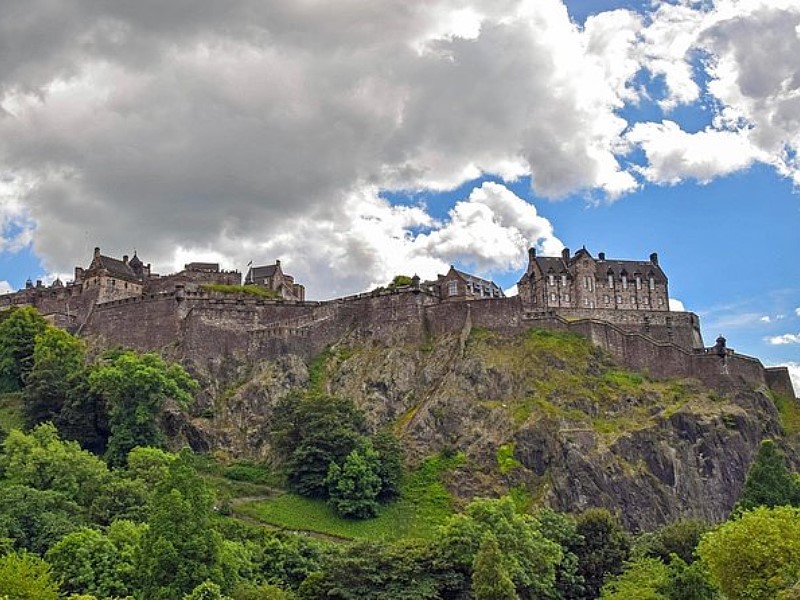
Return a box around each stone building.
[517,247,669,312]
[77,247,147,303]
[245,260,305,301]
[425,266,504,301]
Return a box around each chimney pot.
[598,252,606,261]
[93,247,100,258]
[562,247,570,261]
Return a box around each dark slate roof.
[594,260,666,281]
[93,255,139,280]
[453,269,504,295]
[128,253,143,269]
[533,257,569,274]
[246,264,279,282]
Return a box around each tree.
[736,439,800,511]
[0,307,48,392]
[535,508,585,599]
[326,444,382,519]
[634,520,710,565]
[136,451,223,600]
[22,327,86,429]
[0,423,109,507]
[45,522,143,598]
[371,430,403,501]
[272,394,366,498]
[0,551,59,600]
[471,535,519,600]
[0,484,84,554]
[437,496,562,598]
[571,508,631,600]
[89,351,197,466]
[184,580,233,600]
[697,505,800,600]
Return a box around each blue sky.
[1,0,799,380]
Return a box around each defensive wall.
[77,287,797,400]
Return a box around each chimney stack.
[562,247,570,262]
[94,247,100,258]
[123,255,129,265]
[650,252,659,266]
[598,252,606,261]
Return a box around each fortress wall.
[765,367,797,399]
[424,297,524,337]
[146,270,241,294]
[84,294,181,351]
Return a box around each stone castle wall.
[66,287,799,399]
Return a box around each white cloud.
[0,281,12,295]
[767,333,800,345]
[669,297,686,312]
[796,307,800,317]
[760,315,772,323]
[782,363,800,396]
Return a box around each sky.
[1,0,799,388]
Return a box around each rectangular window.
[604,295,609,304]
[548,275,555,286]
[607,274,614,287]
[561,275,568,287]
[447,281,458,296]
[550,292,557,302]
[622,275,628,289]
[583,298,589,306]
[643,297,649,305]
[636,277,642,290]
[617,295,622,303]
[631,296,636,304]
[658,297,664,306]
[563,294,570,302]
[649,277,655,290]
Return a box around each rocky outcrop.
[178,327,796,531]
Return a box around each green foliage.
[136,452,224,600]
[370,430,403,501]
[89,474,149,525]
[0,484,84,554]
[634,519,711,565]
[571,508,631,600]
[271,394,366,498]
[535,508,585,599]
[184,580,233,600]
[0,307,49,393]
[600,557,670,600]
[437,496,563,599]
[387,275,413,289]
[772,392,800,435]
[231,582,294,599]
[0,423,109,507]
[496,442,522,474]
[0,393,23,444]
[223,461,276,485]
[53,366,109,456]
[23,326,86,429]
[0,551,59,600]
[697,505,800,600]
[298,539,458,600]
[736,439,800,511]
[126,446,177,488]
[89,351,197,466]
[202,284,280,298]
[471,534,519,600]
[326,444,382,519]
[45,522,143,598]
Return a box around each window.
[649,277,655,290]
[622,275,628,289]
[583,298,589,307]
[636,276,642,290]
[631,296,636,304]
[447,281,458,296]
[604,295,609,304]
[643,297,649,305]
[550,292,557,302]
[658,297,664,306]
[617,295,622,303]
[548,274,555,286]
[561,275,568,287]
[607,274,614,287]
[584,276,593,291]
[563,294,570,302]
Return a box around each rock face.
[179,326,795,531]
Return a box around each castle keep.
[0,245,795,399]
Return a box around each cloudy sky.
[1,0,799,386]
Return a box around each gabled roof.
[89,255,139,281]
[453,268,503,291]
[595,259,666,281]
[246,264,280,282]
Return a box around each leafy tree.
[736,439,800,511]
[535,508,585,599]
[371,430,403,501]
[251,532,324,590]
[634,519,710,565]
[0,307,48,392]
[54,368,109,456]
[184,580,233,600]
[387,275,413,289]
[89,352,197,466]
[437,496,562,599]
[472,534,519,600]
[136,451,223,600]
[45,521,143,598]
[0,484,84,554]
[272,394,365,498]
[697,505,800,600]
[326,444,382,519]
[231,582,294,599]
[0,423,109,507]
[23,327,86,429]
[89,473,149,525]
[663,558,718,600]
[125,446,177,488]
[570,508,631,600]
[0,551,59,600]
[600,557,670,600]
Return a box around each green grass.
[772,392,800,435]
[235,452,464,541]
[496,443,522,474]
[201,283,280,298]
[0,392,23,434]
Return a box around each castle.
[0,245,795,400]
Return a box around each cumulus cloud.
[0,0,634,293]
[0,281,12,295]
[767,333,800,345]
[781,363,800,396]
[669,297,686,312]
[796,307,800,317]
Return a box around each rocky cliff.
[166,325,798,531]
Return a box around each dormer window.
[635,276,642,290]
[621,274,628,289]
[649,276,655,290]
[561,275,567,287]
[447,281,458,296]
[607,272,614,287]
[548,274,555,286]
